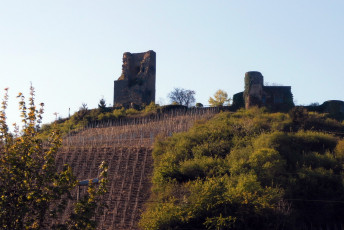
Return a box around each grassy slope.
[140,108,344,230]
[39,104,160,139]
[47,105,218,229]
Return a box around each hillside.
[140,108,344,230]
[53,109,218,229]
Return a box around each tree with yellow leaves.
[0,86,107,230]
[208,89,231,107]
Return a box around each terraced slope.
[54,109,217,229]
[56,146,152,230]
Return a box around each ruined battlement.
[114,50,156,107]
[243,71,294,111]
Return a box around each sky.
[1,1,344,127]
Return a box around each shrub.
[0,87,108,229]
[335,139,344,161]
[254,131,338,169]
[112,107,126,119]
[142,106,344,229]
[248,148,286,185]
[300,152,340,172]
[126,108,140,115]
[144,102,159,114]
[195,102,203,108]
[179,157,229,180]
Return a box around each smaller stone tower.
[244,71,264,109]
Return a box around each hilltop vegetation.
[139,108,344,230]
[39,102,161,139]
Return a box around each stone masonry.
[244,71,294,111]
[113,50,156,107]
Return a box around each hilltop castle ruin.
[242,71,294,111]
[113,50,156,107]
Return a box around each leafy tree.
[208,89,231,107]
[0,87,107,230]
[168,88,196,107]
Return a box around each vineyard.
[55,108,219,229]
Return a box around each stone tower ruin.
[244,71,264,109]
[244,71,294,111]
[113,50,156,107]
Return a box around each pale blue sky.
[1,1,343,126]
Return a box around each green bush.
[142,108,344,229]
[195,102,204,108]
[144,102,159,114]
[289,107,344,132]
[248,148,286,185]
[125,108,140,115]
[254,131,338,169]
[179,157,229,180]
[112,107,126,119]
[335,139,344,161]
[300,152,340,172]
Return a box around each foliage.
[98,98,107,113]
[0,87,107,230]
[125,108,140,115]
[208,89,231,107]
[195,102,204,108]
[62,162,108,230]
[77,103,88,120]
[39,101,166,140]
[243,75,251,100]
[144,101,159,114]
[288,107,344,132]
[335,139,344,161]
[140,108,344,229]
[168,88,196,107]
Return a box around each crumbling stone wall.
[114,50,156,107]
[244,71,294,111]
[244,71,264,109]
